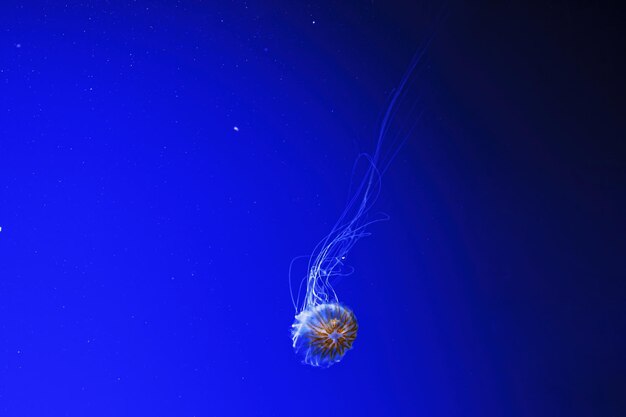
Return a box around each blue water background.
[1,1,624,416]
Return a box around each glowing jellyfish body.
[289,48,425,368]
[292,303,358,367]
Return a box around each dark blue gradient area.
[0,2,624,416]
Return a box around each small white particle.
[15,43,21,48]
[233,126,239,132]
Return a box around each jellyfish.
[289,48,427,368]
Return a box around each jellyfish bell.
[291,303,358,368]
